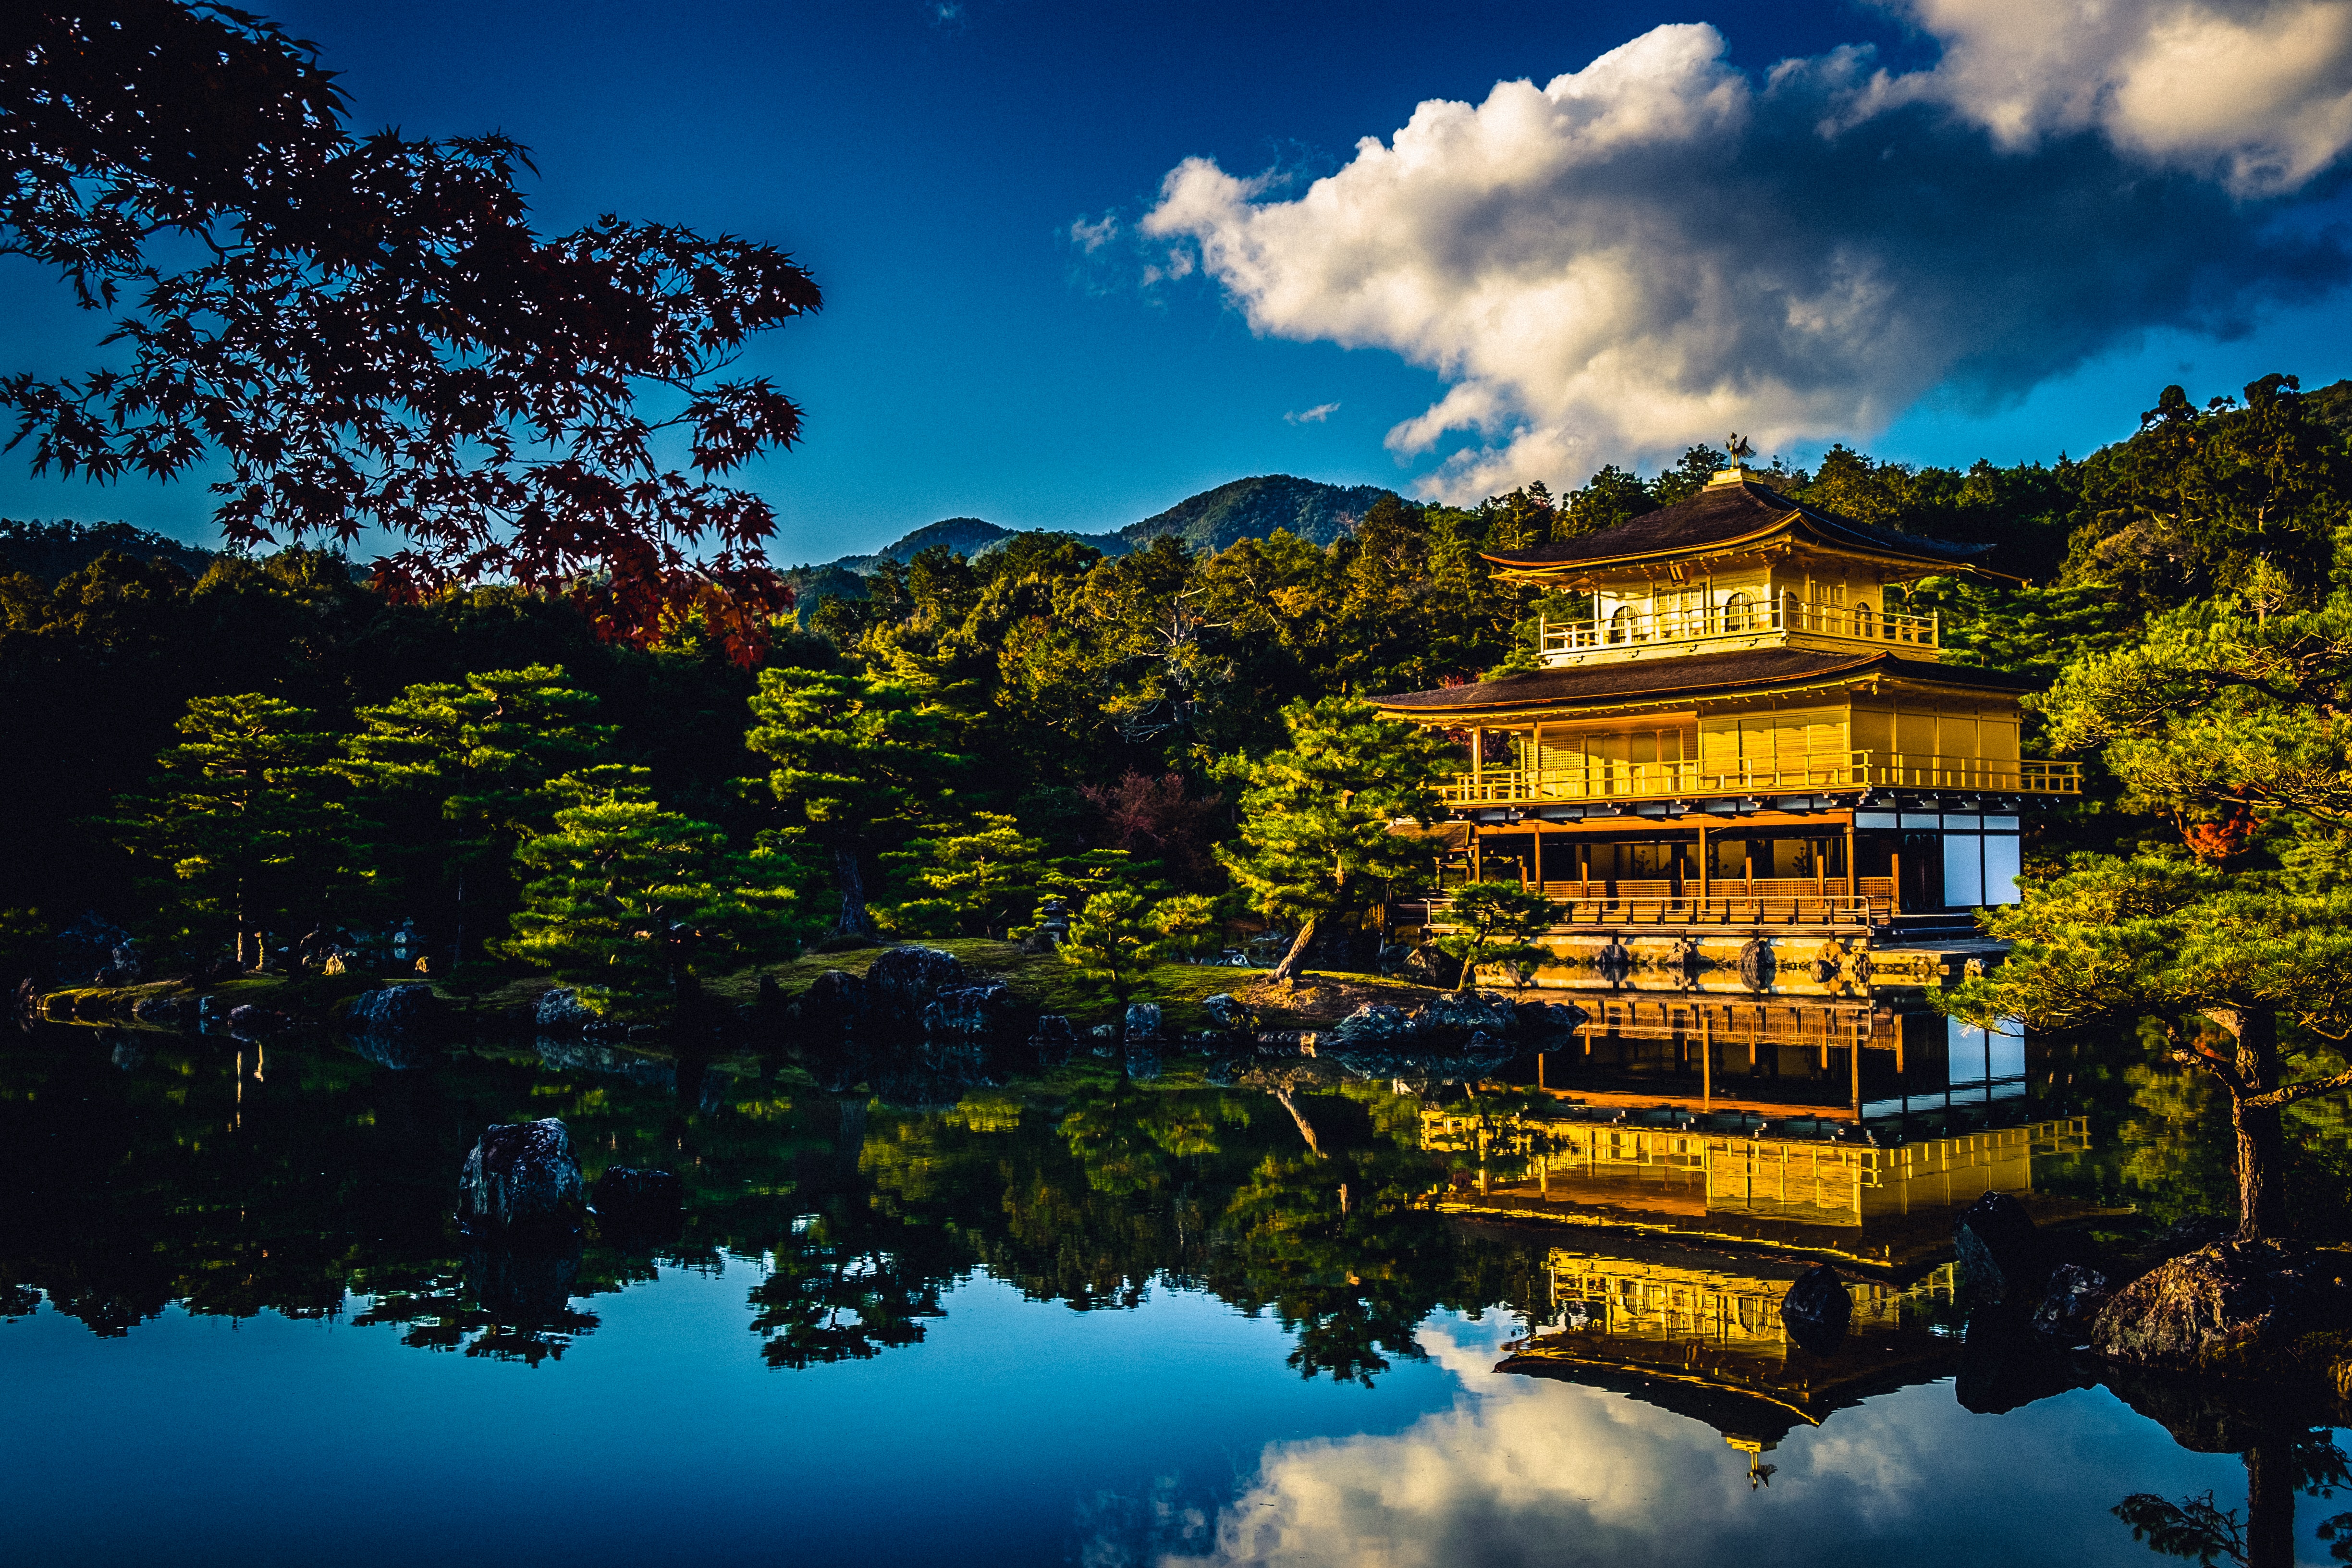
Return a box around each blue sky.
[6,0,2352,564]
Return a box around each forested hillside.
[7,372,2350,993]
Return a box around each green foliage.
[1053,885,1215,1025]
[339,664,613,960]
[1944,854,2352,1039]
[2065,375,2352,612]
[1432,882,1560,991]
[1214,697,1453,978]
[875,814,1054,938]
[502,771,806,1017]
[107,693,355,964]
[745,662,975,934]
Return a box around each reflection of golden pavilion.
[1528,996,2033,1121]
[1427,1106,2091,1266]
[1499,1236,1960,1447]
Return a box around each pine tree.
[340,664,613,972]
[746,663,974,936]
[108,694,353,968]
[875,813,1053,938]
[1054,887,1219,1044]
[502,770,805,1020]
[1213,697,1453,983]
[1433,882,1560,992]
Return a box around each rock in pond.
[1125,1002,1163,1042]
[458,1117,583,1234]
[1780,1264,1851,1356]
[2033,1263,2113,1347]
[345,984,441,1033]
[1030,1014,1075,1069]
[1955,1190,2046,1309]
[2091,1237,2352,1378]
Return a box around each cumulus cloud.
[1868,0,2352,193]
[1139,10,2352,502]
[1284,402,1341,424]
[1134,1320,2223,1568]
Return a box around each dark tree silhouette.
[1,3,821,657]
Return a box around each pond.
[1,1016,2345,1567]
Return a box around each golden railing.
[1441,751,2079,804]
[1415,885,1892,928]
[1539,600,1938,657]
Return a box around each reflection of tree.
[2116,1429,2352,1568]
[352,1267,601,1367]
[2,1026,1557,1387]
[1209,1143,1471,1385]
[745,1211,956,1369]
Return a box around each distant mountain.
[784,476,1398,615]
[821,515,1038,574]
[1115,475,1392,553]
[0,519,220,583]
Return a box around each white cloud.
[1131,1319,2230,1568]
[1868,0,2352,194]
[1139,11,2352,502]
[1284,402,1341,424]
[1070,213,1122,256]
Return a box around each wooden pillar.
[1697,824,1709,904]
[1890,849,1903,915]
[1845,820,1858,907]
[1850,1035,1862,1117]
[1472,726,1485,799]
[1701,1012,1713,1106]
[1532,821,1544,889]
[1537,1051,1546,1089]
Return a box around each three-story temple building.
[1374,461,2077,980]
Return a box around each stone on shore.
[1322,1003,1414,1050]
[346,984,441,1033]
[226,1003,287,1037]
[1413,991,1516,1036]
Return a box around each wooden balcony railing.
[1540,600,1937,658]
[1441,751,2079,805]
[1414,879,1899,930]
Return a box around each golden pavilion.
[1372,462,2079,938]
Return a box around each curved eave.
[1368,655,2037,724]
[1482,512,2000,583]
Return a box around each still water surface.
[0,1020,2336,1566]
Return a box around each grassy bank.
[41,940,1452,1033]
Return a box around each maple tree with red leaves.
[0,2,820,659]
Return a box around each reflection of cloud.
[1139,16,2351,501]
[1152,1317,2231,1568]
[1284,402,1340,425]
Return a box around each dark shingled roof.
[1486,477,1992,572]
[1372,648,2035,715]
